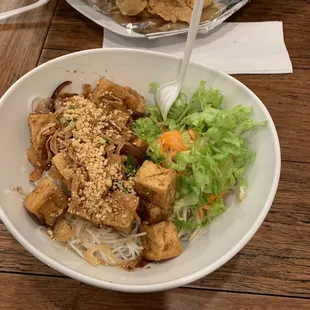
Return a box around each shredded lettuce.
[134,81,265,234]
[134,118,161,143]
[147,140,165,165]
[167,92,188,121]
[149,82,159,94]
[148,105,163,123]
[191,81,224,110]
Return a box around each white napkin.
[103,22,292,74]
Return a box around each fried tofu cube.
[28,114,55,169]
[139,199,169,224]
[106,192,139,234]
[27,146,42,168]
[134,161,177,208]
[68,191,139,234]
[24,177,68,226]
[92,78,146,113]
[51,153,73,189]
[139,221,182,261]
[28,114,54,150]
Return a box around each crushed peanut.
[58,95,135,221]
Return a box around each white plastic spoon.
[0,0,50,22]
[156,0,204,121]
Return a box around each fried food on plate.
[115,0,147,16]
[148,0,212,24]
[186,0,213,9]
[148,0,192,23]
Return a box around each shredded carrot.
[197,193,225,220]
[208,193,224,204]
[170,150,177,158]
[198,205,211,219]
[198,194,225,220]
[159,130,188,159]
[160,140,165,154]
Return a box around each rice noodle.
[68,239,85,258]
[57,215,146,267]
[32,98,52,114]
[63,121,75,133]
[42,136,53,167]
[116,141,125,155]
[36,123,57,145]
[54,106,66,118]
[106,144,116,158]
[108,121,122,133]
[50,130,59,155]
[189,228,201,241]
[4,188,27,200]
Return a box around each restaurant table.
[0,1,310,309]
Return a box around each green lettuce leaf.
[173,192,200,220]
[190,81,224,110]
[134,118,161,143]
[147,140,165,165]
[202,198,226,225]
[167,92,188,121]
[148,105,163,123]
[149,82,159,94]
[176,174,201,198]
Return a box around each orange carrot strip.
[158,130,188,156]
[170,150,177,158]
[198,205,211,219]
[202,205,211,211]
[198,208,204,219]
[208,193,224,204]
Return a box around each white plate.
[67,0,249,40]
[66,0,144,38]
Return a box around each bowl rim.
[0,48,281,293]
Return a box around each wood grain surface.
[0,0,310,308]
[0,274,309,310]
[0,0,58,97]
[44,0,102,51]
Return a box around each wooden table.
[0,1,309,309]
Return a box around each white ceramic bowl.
[0,49,281,293]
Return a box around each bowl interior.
[0,49,280,292]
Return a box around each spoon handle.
[0,0,50,21]
[176,0,204,86]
